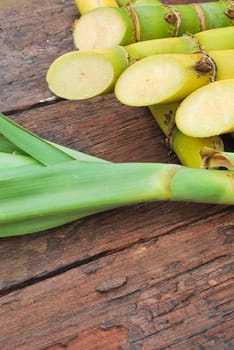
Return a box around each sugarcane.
[72,0,234,50]
[201,147,234,170]
[46,27,234,101]
[73,0,157,14]
[114,50,234,106]
[175,79,234,137]
[73,0,119,15]
[149,103,224,168]
[0,112,233,237]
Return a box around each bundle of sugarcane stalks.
[1,0,233,237]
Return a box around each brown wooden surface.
[0,1,233,349]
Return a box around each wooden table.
[0,1,233,349]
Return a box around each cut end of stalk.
[73,7,134,49]
[175,79,234,137]
[114,53,212,106]
[46,51,115,100]
[200,147,234,170]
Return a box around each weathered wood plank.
[0,1,233,349]
[0,0,77,112]
[0,213,233,350]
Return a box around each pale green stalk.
[0,112,233,237]
[0,159,233,237]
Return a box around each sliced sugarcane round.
[73,7,136,50]
[175,79,234,138]
[46,48,128,100]
[74,0,119,15]
[114,53,215,106]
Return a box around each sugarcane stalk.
[1,158,234,237]
[47,27,234,101]
[72,0,234,49]
[201,147,234,170]
[0,112,232,237]
[149,103,224,168]
[114,50,234,106]
[175,79,234,137]
[74,0,119,15]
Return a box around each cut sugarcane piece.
[115,52,215,106]
[112,26,234,62]
[201,147,234,170]
[175,79,234,138]
[208,50,234,80]
[47,28,234,101]
[195,26,234,51]
[115,50,234,106]
[199,1,234,29]
[125,35,200,61]
[74,0,119,15]
[149,102,180,137]
[172,128,224,168]
[149,103,224,168]
[73,1,234,49]
[73,7,136,50]
[46,48,128,100]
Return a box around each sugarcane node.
[127,6,140,41]
[225,7,234,19]
[200,147,233,170]
[164,12,177,24]
[194,54,215,75]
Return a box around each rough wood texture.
[0,1,233,349]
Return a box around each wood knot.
[96,276,128,293]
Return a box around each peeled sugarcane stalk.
[46,27,234,101]
[74,0,119,15]
[175,79,234,137]
[149,103,224,168]
[201,147,234,170]
[0,112,233,237]
[114,50,234,106]
[73,0,234,49]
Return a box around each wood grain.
[0,0,233,349]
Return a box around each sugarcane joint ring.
[195,56,214,74]
[225,7,234,19]
[164,12,177,24]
